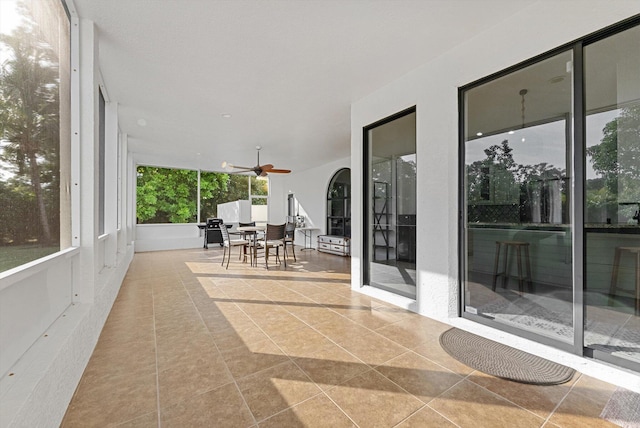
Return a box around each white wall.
[133,201,270,253]
[0,249,78,378]
[351,1,640,392]
[0,11,135,427]
[270,157,350,248]
[218,200,251,224]
[135,223,204,252]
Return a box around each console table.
[317,235,350,256]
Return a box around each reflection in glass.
[463,50,574,343]
[584,25,640,366]
[366,111,416,298]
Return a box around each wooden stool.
[610,247,640,313]
[492,241,533,292]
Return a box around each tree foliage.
[200,172,249,221]
[466,139,568,223]
[136,167,198,223]
[467,140,520,204]
[587,105,640,181]
[0,10,61,245]
[136,167,258,223]
[586,104,640,220]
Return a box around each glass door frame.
[458,15,640,372]
[362,106,416,292]
[458,45,579,354]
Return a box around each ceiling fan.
[221,146,291,177]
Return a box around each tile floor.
[62,247,630,427]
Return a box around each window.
[0,0,71,272]
[461,18,640,370]
[136,167,267,224]
[584,24,640,369]
[199,172,249,222]
[327,168,351,237]
[136,166,199,223]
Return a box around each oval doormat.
[439,328,575,385]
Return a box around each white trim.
[0,248,80,291]
[70,13,80,247]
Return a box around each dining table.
[237,225,266,266]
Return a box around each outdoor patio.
[62,247,630,427]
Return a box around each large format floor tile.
[61,247,635,427]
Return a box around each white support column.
[104,101,118,267]
[75,18,98,303]
[117,131,129,255]
[128,154,137,245]
[197,169,201,222]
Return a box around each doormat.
[439,328,575,385]
[600,387,640,428]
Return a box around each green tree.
[0,179,34,243]
[199,171,243,221]
[136,167,244,224]
[136,167,199,223]
[467,140,519,204]
[0,20,60,244]
[467,139,568,223]
[586,104,640,213]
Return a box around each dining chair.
[284,221,297,262]
[255,223,286,269]
[229,221,257,261]
[220,223,250,269]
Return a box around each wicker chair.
[284,221,297,262]
[220,223,249,269]
[255,223,286,269]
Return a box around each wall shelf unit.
[373,181,393,261]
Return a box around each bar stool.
[492,241,533,292]
[609,247,640,313]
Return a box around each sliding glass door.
[364,109,417,299]
[462,18,640,370]
[462,50,574,346]
[584,25,640,368]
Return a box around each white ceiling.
[71,0,535,174]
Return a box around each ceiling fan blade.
[260,164,292,174]
[265,168,291,174]
[230,165,255,170]
[260,164,291,174]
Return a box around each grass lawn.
[0,245,60,273]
